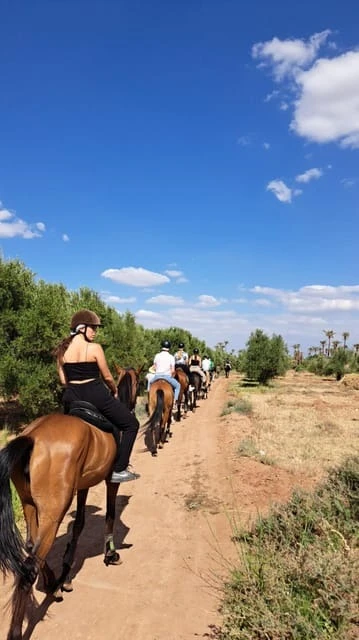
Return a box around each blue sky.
[1,0,359,354]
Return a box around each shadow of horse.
[23,496,132,640]
[21,495,131,640]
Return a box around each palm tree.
[332,340,341,352]
[353,344,359,357]
[320,340,326,355]
[323,330,335,356]
[342,331,350,349]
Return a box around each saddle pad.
[69,400,114,433]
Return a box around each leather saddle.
[68,400,114,433]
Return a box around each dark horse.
[188,371,202,412]
[0,367,141,640]
[115,364,144,412]
[143,379,174,456]
[174,367,189,421]
[224,364,231,378]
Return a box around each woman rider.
[54,309,140,483]
[188,348,207,386]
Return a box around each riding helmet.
[193,348,199,354]
[161,339,171,350]
[178,342,184,348]
[70,309,102,330]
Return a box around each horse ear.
[137,363,145,375]
[114,364,122,374]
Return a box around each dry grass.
[231,370,359,478]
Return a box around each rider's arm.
[93,344,118,397]
[57,360,67,386]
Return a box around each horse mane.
[117,371,132,409]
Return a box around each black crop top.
[63,361,100,381]
[190,358,200,366]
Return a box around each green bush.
[219,457,359,639]
[244,330,290,385]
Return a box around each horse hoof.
[61,581,73,592]
[104,551,122,566]
[53,587,64,601]
[158,443,163,449]
[151,451,157,457]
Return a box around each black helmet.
[193,348,199,354]
[71,309,101,330]
[178,342,184,348]
[161,339,171,350]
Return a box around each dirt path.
[0,376,313,640]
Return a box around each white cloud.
[62,233,70,242]
[254,298,273,307]
[196,295,221,307]
[263,142,270,150]
[254,32,359,149]
[291,50,359,147]
[101,267,170,287]
[295,167,323,183]
[102,294,136,305]
[0,203,45,239]
[250,284,359,312]
[146,295,185,306]
[252,30,331,80]
[237,135,251,146]
[164,270,183,278]
[279,101,289,111]
[136,309,162,319]
[341,178,356,188]
[264,90,279,102]
[266,179,293,203]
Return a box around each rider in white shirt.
[202,355,211,387]
[147,340,181,401]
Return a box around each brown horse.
[174,366,189,421]
[143,379,174,456]
[0,368,141,640]
[115,364,144,412]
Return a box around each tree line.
[0,258,294,421]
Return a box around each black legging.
[63,379,139,472]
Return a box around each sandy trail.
[1,376,308,640]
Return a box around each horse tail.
[0,436,33,579]
[141,389,165,434]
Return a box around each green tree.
[323,329,335,356]
[244,330,289,384]
[342,331,350,349]
[324,348,350,381]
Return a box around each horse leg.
[103,481,122,566]
[165,405,173,440]
[175,391,182,422]
[60,488,89,592]
[22,503,37,553]
[28,479,76,597]
[183,389,189,415]
[22,504,57,593]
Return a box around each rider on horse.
[147,339,181,408]
[55,309,140,483]
[188,348,207,388]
